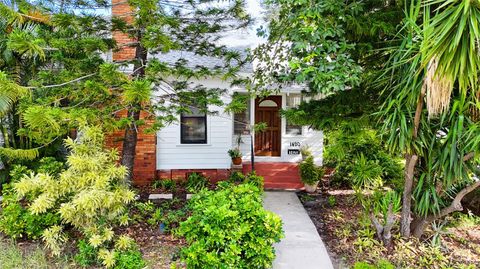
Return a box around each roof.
[148,47,253,74]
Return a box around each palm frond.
[421,0,480,116]
[0,71,29,115]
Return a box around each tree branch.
[25,73,97,89]
[413,178,480,238]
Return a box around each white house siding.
[156,78,238,170]
[156,78,324,170]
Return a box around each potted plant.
[228,148,242,165]
[299,156,324,193]
[300,144,312,160]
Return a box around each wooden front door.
[255,96,281,156]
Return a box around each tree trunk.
[400,85,425,237]
[121,108,141,184]
[400,154,418,237]
[120,30,147,184]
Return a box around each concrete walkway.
[264,191,334,269]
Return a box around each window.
[233,94,251,135]
[285,94,303,135]
[181,106,207,144]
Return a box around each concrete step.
[242,162,303,190]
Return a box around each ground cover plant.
[298,191,480,268]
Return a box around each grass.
[0,237,73,269]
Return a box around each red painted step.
[242,162,303,190]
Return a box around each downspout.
[250,130,254,172]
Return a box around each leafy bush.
[227,171,264,189]
[10,126,138,267]
[0,196,60,240]
[8,164,32,182]
[113,249,145,269]
[244,171,264,189]
[186,172,208,193]
[299,156,324,185]
[0,185,60,240]
[152,178,177,191]
[35,157,64,175]
[75,239,97,267]
[177,183,283,269]
[74,238,145,269]
[228,171,245,183]
[324,125,402,188]
[376,260,395,269]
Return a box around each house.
[107,0,323,189]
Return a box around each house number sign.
[287,141,301,155]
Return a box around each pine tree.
[111,0,251,182]
[0,0,251,183]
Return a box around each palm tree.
[380,0,480,237]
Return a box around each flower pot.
[232,157,242,165]
[304,182,319,193]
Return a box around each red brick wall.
[157,169,230,184]
[112,0,136,61]
[105,111,157,186]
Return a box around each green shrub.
[164,179,178,191]
[227,172,263,189]
[8,164,32,182]
[75,239,98,267]
[324,126,402,188]
[186,172,208,193]
[299,156,323,185]
[351,154,384,190]
[228,171,245,183]
[152,179,177,191]
[114,249,145,269]
[0,184,60,239]
[244,171,264,189]
[74,238,145,269]
[35,157,64,175]
[177,183,283,269]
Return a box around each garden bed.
[298,189,480,268]
[0,195,187,269]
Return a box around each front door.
[255,96,281,156]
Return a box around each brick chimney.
[106,0,157,185]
